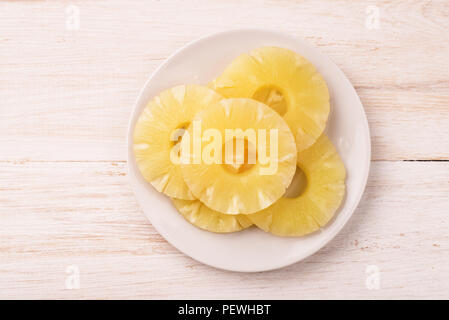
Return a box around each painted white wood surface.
[0,0,448,299]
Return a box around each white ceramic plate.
[127,29,371,272]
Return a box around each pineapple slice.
[133,85,223,199]
[248,135,346,237]
[180,98,297,214]
[211,47,330,152]
[172,198,253,233]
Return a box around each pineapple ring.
[180,98,297,214]
[133,85,223,200]
[248,135,346,237]
[211,46,330,152]
[171,198,253,233]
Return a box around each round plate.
[127,29,371,272]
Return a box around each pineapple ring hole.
[284,166,308,198]
[221,137,257,174]
[252,85,288,116]
[170,122,190,146]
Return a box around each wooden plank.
[0,161,448,299]
[1,0,448,300]
[0,0,448,161]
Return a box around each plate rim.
[126,28,371,272]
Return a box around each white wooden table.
[1,0,448,299]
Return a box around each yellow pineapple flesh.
[210,47,330,152]
[180,98,297,214]
[172,198,252,233]
[133,85,223,199]
[248,135,346,237]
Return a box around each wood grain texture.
[0,0,448,161]
[1,161,448,299]
[0,0,448,299]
